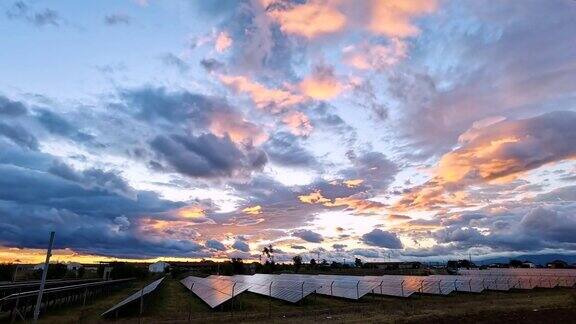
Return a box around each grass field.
[15,277,576,323]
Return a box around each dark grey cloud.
[35,109,94,143]
[293,229,323,243]
[0,95,27,116]
[290,245,307,250]
[332,244,347,251]
[119,86,221,124]
[205,239,226,251]
[340,151,398,190]
[200,58,225,72]
[361,229,403,249]
[264,132,319,168]
[104,13,130,25]
[150,133,267,178]
[0,122,38,150]
[232,239,250,252]
[0,143,212,258]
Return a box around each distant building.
[149,261,170,273]
[547,260,568,269]
[66,262,83,271]
[522,262,536,268]
[364,261,422,270]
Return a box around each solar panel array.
[279,274,380,299]
[208,274,321,303]
[101,277,165,317]
[180,276,251,308]
[459,268,576,289]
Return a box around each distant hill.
[474,254,576,266]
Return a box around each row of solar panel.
[100,271,576,313]
[178,272,576,308]
[101,277,165,317]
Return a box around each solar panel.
[279,274,379,300]
[458,268,576,290]
[429,275,485,293]
[180,276,251,308]
[318,275,415,297]
[101,277,164,317]
[209,275,321,303]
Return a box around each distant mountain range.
[473,254,576,266]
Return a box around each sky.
[1,0,576,264]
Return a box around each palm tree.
[261,244,274,263]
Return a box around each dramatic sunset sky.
[1,0,576,264]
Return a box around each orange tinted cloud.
[299,65,343,100]
[343,38,408,70]
[209,112,268,145]
[395,111,576,211]
[324,196,386,214]
[368,0,437,38]
[265,0,346,38]
[299,190,385,214]
[242,205,263,215]
[263,0,437,39]
[178,206,205,218]
[215,31,232,52]
[282,111,313,136]
[343,179,364,188]
[298,190,330,204]
[219,75,306,112]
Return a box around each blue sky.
[1,0,576,263]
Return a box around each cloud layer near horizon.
[1,0,576,262]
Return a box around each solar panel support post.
[231,282,236,318]
[33,231,55,324]
[188,282,194,323]
[401,280,405,297]
[11,265,19,283]
[356,280,360,299]
[330,281,334,296]
[268,281,272,318]
[138,282,144,324]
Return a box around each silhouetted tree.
[509,259,523,268]
[309,258,317,268]
[293,255,302,272]
[108,262,147,279]
[354,258,362,268]
[262,244,274,263]
[231,258,245,274]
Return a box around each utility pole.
[33,231,55,323]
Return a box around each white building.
[148,261,169,273]
[66,262,83,271]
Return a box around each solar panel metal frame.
[280,274,380,300]
[429,275,485,293]
[318,274,416,297]
[101,277,165,317]
[181,276,251,308]
[209,275,320,303]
